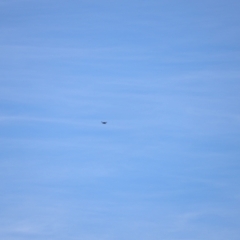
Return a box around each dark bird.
[101,121,107,124]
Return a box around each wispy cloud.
[1,0,240,239]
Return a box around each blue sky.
[1,0,240,239]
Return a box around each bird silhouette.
[101,121,107,124]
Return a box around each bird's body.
[101,121,107,124]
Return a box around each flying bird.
[101,121,107,124]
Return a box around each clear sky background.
[1,0,240,239]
